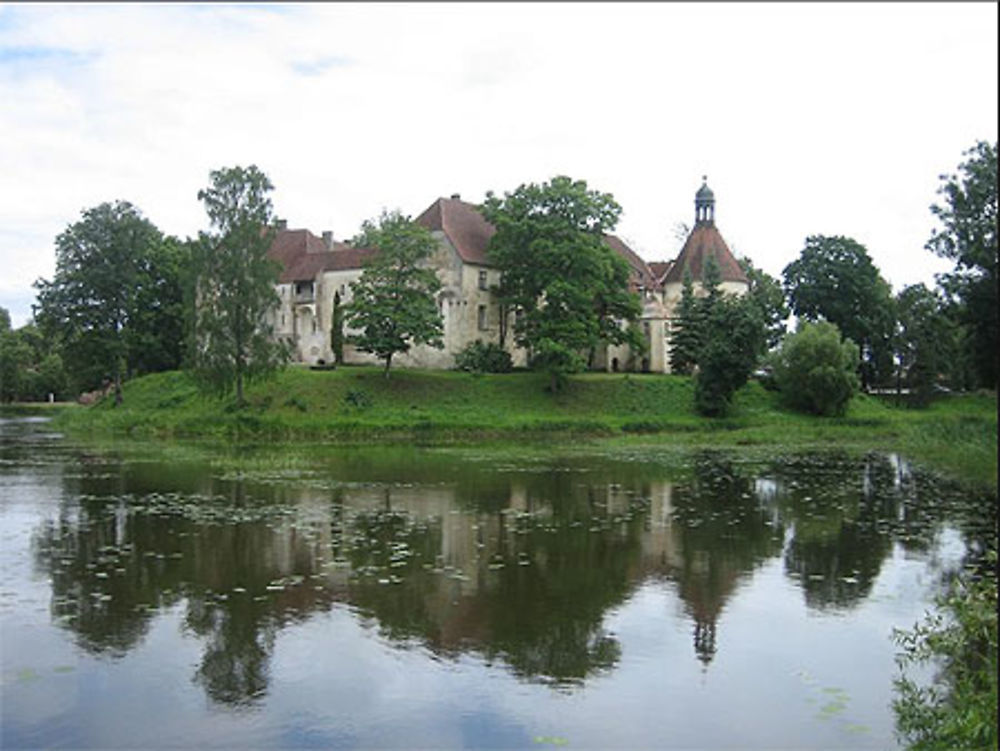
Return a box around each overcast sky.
[1,2,997,328]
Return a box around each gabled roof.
[662,223,747,285]
[268,201,659,291]
[267,228,377,283]
[414,196,655,289]
[648,261,674,285]
[414,196,495,265]
[603,234,657,290]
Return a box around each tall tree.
[926,141,998,388]
[894,284,955,405]
[738,257,789,349]
[193,165,287,404]
[344,209,444,377]
[330,290,344,366]
[693,295,766,417]
[782,235,895,390]
[33,201,164,404]
[481,175,641,391]
[669,271,703,376]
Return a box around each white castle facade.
[266,180,749,373]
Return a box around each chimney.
[275,218,287,230]
[450,193,461,200]
[322,230,334,250]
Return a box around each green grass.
[49,366,997,488]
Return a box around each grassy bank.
[47,366,997,487]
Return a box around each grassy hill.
[46,365,997,487]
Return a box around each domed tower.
[695,177,715,225]
[663,177,748,291]
[662,178,750,372]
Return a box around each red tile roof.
[414,197,656,288]
[415,197,495,265]
[603,234,657,290]
[662,223,747,285]
[648,261,674,284]
[268,201,660,293]
[267,228,377,283]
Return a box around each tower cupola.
[694,176,715,225]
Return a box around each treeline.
[1,142,995,411]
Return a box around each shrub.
[771,321,860,416]
[454,340,513,374]
[892,551,998,750]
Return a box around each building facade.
[266,180,749,373]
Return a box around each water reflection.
[21,433,995,709]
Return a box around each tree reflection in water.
[31,445,991,707]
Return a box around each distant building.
[266,179,749,372]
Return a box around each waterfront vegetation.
[41,366,996,489]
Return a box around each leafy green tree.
[926,141,998,389]
[33,201,165,404]
[482,175,641,391]
[770,321,860,416]
[126,235,191,376]
[0,310,31,402]
[739,256,789,349]
[782,235,895,390]
[894,284,954,406]
[192,165,288,404]
[331,290,344,366]
[693,295,766,416]
[344,209,444,377]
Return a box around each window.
[478,270,488,290]
[477,304,487,330]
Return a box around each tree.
[782,235,895,390]
[344,209,444,377]
[738,257,789,349]
[926,141,998,389]
[693,295,767,417]
[670,272,704,376]
[894,284,954,406]
[331,290,344,366]
[770,321,860,417]
[33,201,164,404]
[192,165,288,404]
[481,175,642,391]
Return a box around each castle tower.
[662,178,747,287]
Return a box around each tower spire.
[695,176,715,225]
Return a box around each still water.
[1,417,994,749]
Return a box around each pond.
[0,416,995,749]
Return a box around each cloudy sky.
[1,2,997,327]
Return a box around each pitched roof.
[662,222,747,285]
[603,234,657,290]
[648,261,674,284]
[414,197,655,289]
[414,197,495,265]
[267,228,377,283]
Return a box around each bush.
[771,321,860,416]
[893,551,998,750]
[454,340,513,374]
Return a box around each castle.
[266,179,748,373]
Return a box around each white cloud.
[1,2,996,327]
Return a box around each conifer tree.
[669,271,702,375]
